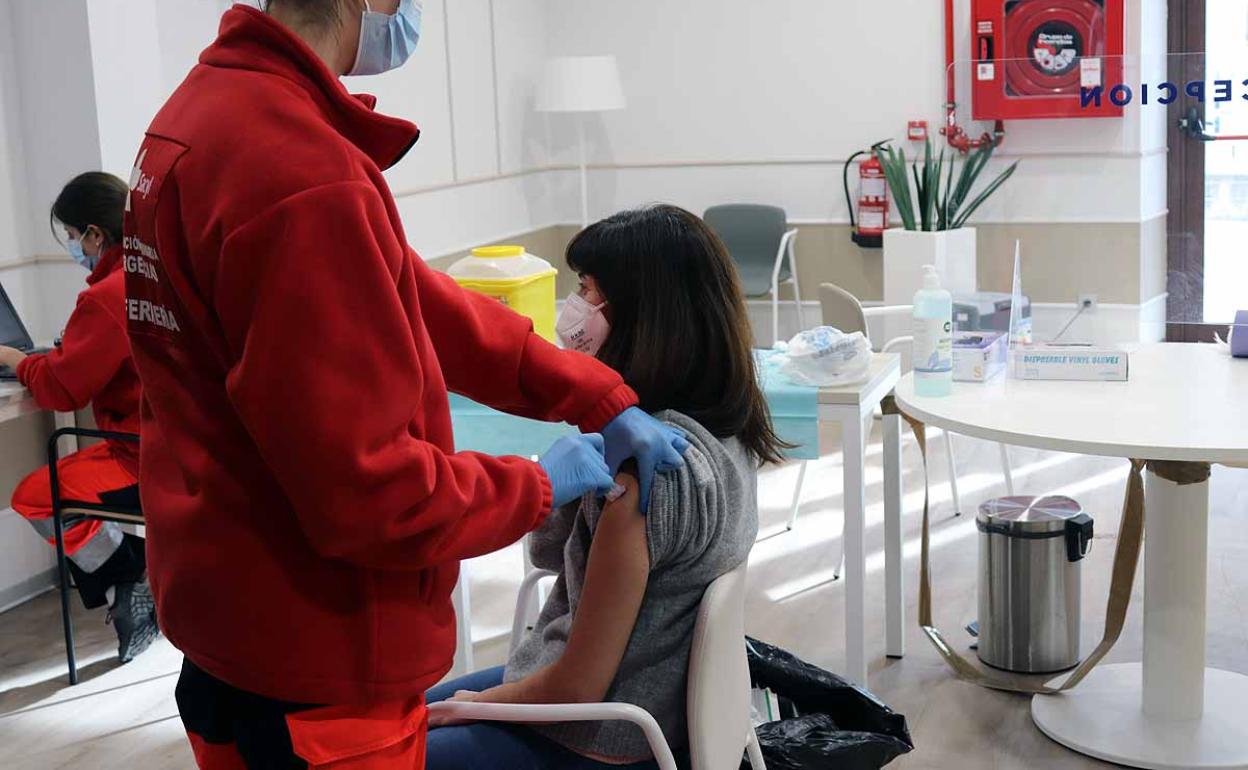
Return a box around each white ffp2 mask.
[556,293,609,356]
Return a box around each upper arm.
[552,472,650,702]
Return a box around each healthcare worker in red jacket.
[123,1,686,767]
[0,172,158,664]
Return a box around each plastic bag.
[777,327,872,387]
[741,637,913,770]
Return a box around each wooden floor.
[2,421,1246,769]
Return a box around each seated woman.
[0,172,156,662]
[425,204,787,769]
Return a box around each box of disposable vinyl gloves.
[952,330,1007,381]
[1013,344,1129,381]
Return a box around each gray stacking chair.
[703,204,805,344]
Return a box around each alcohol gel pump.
[913,265,953,397]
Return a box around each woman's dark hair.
[50,172,128,247]
[567,204,790,465]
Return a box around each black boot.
[108,576,160,663]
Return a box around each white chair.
[826,284,1014,515]
[867,329,1016,517]
[450,490,553,678]
[876,332,989,513]
[430,562,768,770]
[753,284,863,544]
[778,285,1014,572]
[450,565,474,676]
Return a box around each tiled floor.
[2,421,1246,768]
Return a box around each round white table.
[896,343,1248,770]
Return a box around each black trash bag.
[751,718,909,770]
[741,637,914,770]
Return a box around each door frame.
[1165,0,1221,342]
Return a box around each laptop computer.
[0,279,50,381]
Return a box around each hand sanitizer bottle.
[913,264,953,397]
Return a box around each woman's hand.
[0,346,26,369]
[427,690,480,728]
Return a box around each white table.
[896,343,1248,770]
[818,353,902,685]
[1,382,80,445]
[0,381,40,424]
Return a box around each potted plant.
[876,139,1019,308]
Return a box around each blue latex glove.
[538,433,615,509]
[601,407,691,514]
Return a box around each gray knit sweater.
[504,411,759,760]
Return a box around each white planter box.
[882,227,977,304]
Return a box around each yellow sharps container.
[447,245,559,342]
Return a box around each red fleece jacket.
[123,7,636,705]
[18,245,140,468]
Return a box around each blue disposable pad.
[754,349,820,460]
[449,354,820,462]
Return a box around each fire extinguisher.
[844,140,891,248]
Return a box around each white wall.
[545,0,1168,228]
[389,0,558,257]
[0,508,57,613]
[10,0,103,260]
[0,0,1175,604]
[0,1,31,268]
[1,0,1170,338]
[87,0,167,179]
[0,0,557,337]
[549,0,945,165]
[154,0,232,96]
[445,0,502,180]
[1,0,106,341]
[0,0,227,264]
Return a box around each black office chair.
[48,427,142,685]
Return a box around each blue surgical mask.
[348,0,422,77]
[67,238,95,271]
